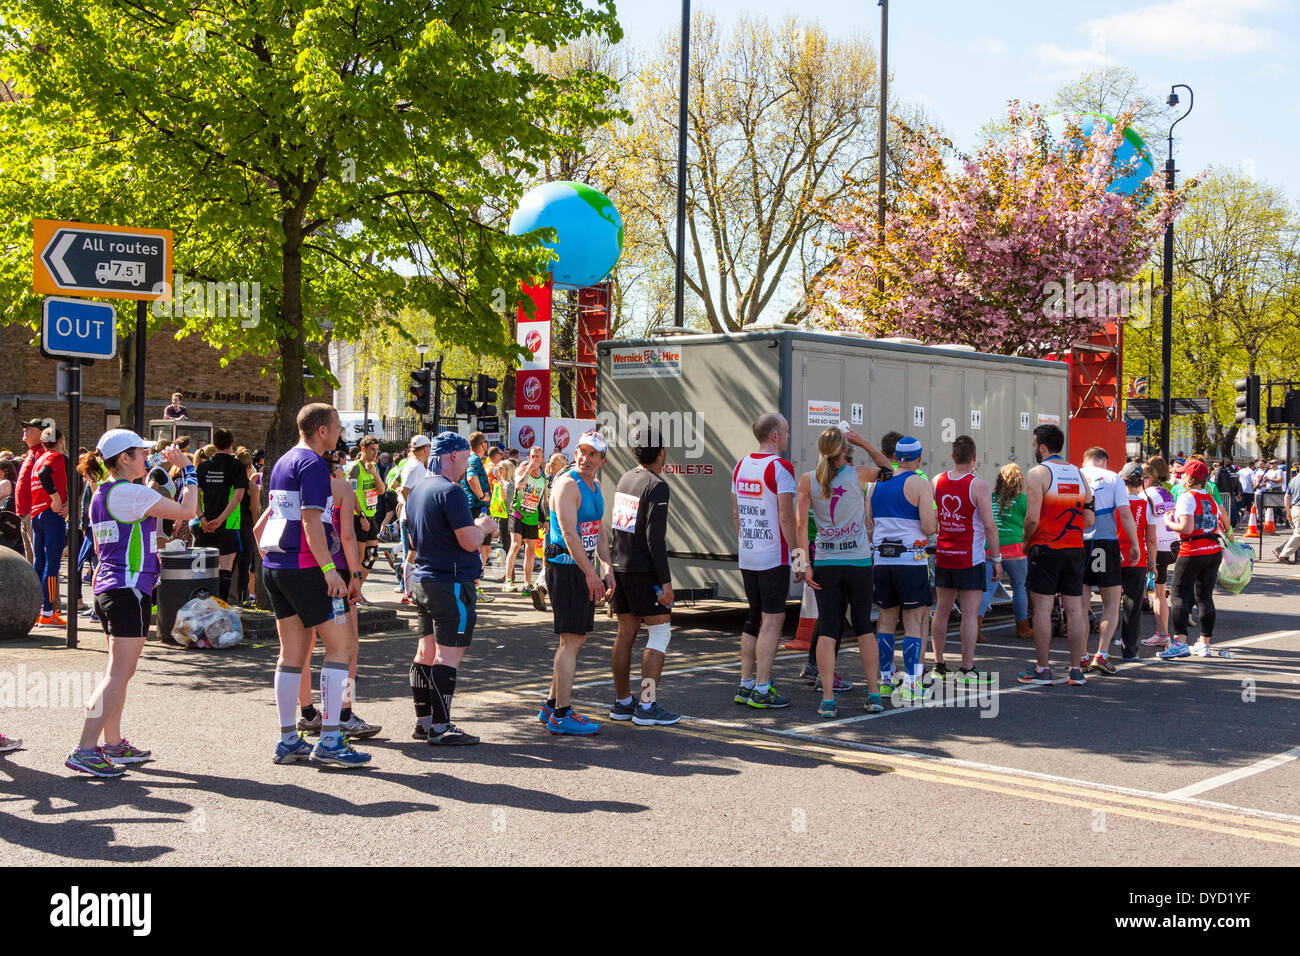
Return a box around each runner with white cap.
[539,429,613,735]
[64,430,198,777]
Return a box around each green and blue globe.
[509,181,624,289]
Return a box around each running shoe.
[426,724,480,746]
[864,694,884,713]
[814,673,853,693]
[273,733,315,764]
[297,711,322,733]
[77,606,95,618]
[547,710,600,735]
[311,736,372,768]
[400,594,414,605]
[1157,641,1191,660]
[476,588,495,604]
[502,580,517,593]
[798,662,818,685]
[1088,654,1118,676]
[1142,633,1171,648]
[927,662,950,682]
[1121,655,1141,664]
[879,671,900,692]
[632,702,682,726]
[817,698,838,719]
[897,682,925,703]
[733,684,754,705]
[66,747,125,778]
[530,585,548,612]
[412,723,430,740]
[955,666,986,685]
[0,734,22,753]
[1017,665,1055,685]
[746,685,791,709]
[341,714,382,739]
[1067,667,1087,686]
[393,585,404,594]
[1078,655,1091,671]
[102,739,151,765]
[609,697,638,721]
[36,611,67,628]
[537,702,554,725]
[520,585,535,597]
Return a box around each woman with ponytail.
[65,431,199,778]
[795,425,888,717]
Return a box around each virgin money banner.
[516,311,550,370]
[545,417,596,458]
[509,417,545,453]
[515,368,550,417]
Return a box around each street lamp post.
[1160,84,1193,460]
[877,0,888,312]
[672,0,691,329]
[415,343,430,436]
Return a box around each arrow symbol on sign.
[47,232,77,285]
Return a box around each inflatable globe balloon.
[1046,112,1154,196]
[509,181,624,289]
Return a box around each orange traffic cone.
[785,582,817,651]
[1244,503,1260,538]
[1263,508,1276,535]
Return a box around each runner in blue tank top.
[540,431,612,735]
[66,431,198,778]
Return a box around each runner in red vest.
[1116,463,1157,663]
[930,436,999,684]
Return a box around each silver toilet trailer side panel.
[596,334,785,602]
[596,332,1069,605]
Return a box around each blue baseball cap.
[432,431,470,456]
[895,436,922,461]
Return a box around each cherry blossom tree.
[812,102,1192,356]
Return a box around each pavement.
[2,548,1299,866]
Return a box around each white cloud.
[1033,42,1116,69]
[1081,0,1283,59]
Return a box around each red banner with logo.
[515,369,551,417]
[516,276,552,416]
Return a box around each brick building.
[0,322,331,455]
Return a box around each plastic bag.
[1217,539,1254,595]
[171,596,244,649]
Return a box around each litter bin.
[156,547,220,644]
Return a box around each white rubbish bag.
[171,596,244,649]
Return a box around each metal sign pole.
[66,360,81,650]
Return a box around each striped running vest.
[871,472,928,566]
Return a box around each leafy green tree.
[0,0,622,464]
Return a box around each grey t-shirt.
[1287,474,1300,502]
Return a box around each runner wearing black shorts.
[608,430,680,726]
[405,431,496,746]
[195,428,247,602]
[256,404,370,768]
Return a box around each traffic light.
[455,383,476,416]
[1234,374,1260,425]
[475,373,498,417]
[408,366,431,417]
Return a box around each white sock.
[320,662,348,746]
[274,667,300,743]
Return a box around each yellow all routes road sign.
[33,218,172,302]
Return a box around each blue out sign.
[41,296,117,360]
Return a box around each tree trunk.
[265,227,306,476]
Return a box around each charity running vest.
[90,479,159,594]
[1028,457,1087,550]
[512,471,545,525]
[808,464,871,566]
[733,453,795,571]
[935,470,986,569]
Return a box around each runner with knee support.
[867,436,937,702]
[608,429,680,726]
[406,432,498,745]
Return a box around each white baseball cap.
[576,430,608,454]
[410,434,432,449]
[97,428,152,460]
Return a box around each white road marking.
[1164,747,1300,799]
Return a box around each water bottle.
[654,585,673,610]
[331,596,346,620]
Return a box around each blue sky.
[608,0,1299,197]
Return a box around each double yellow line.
[672,722,1300,849]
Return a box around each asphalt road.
[2,553,1298,866]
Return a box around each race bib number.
[521,487,541,514]
[612,492,639,533]
[579,519,601,556]
[365,488,379,510]
[92,521,119,545]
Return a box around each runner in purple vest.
[66,431,198,778]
